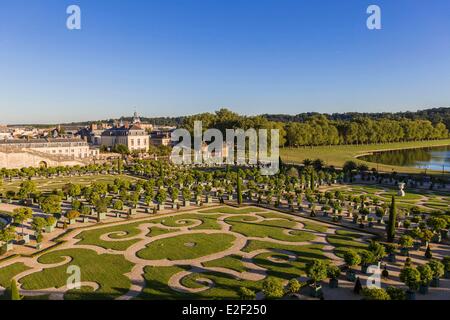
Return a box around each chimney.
[124,121,129,129]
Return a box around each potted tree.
[368,217,374,228]
[375,207,385,224]
[261,278,284,300]
[399,235,414,256]
[182,188,191,207]
[344,250,361,282]
[385,243,397,263]
[368,241,386,263]
[285,279,302,297]
[359,250,376,274]
[305,259,327,297]
[417,264,433,294]
[156,189,167,211]
[427,259,445,288]
[327,264,341,288]
[66,210,80,224]
[399,266,421,300]
[361,288,391,300]
[0,226,16,254]
[171,188,180,208]
[44,216,57,233]
[443,257,450,279]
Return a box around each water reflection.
[360,145,450,171]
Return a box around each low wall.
[0,150,87,169]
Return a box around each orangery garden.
[0,160,449,300]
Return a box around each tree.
[368,241,386,260]
[40,195,62,215]
[417,264,433,287]
[66,210,80,221]
[31,217,46,234]
[387,196,397,242]
[94,198,108,214]
[18,181,36,200]
[0,226,16,244]
[327,264,341,280]
[353,277,362,294]
[286,279,302,294]
[343,161,357,181]
[344,250,361,268]
[46,216,57,227]
[236,170,243,205]
[361,288,391,300]
[262,278,284,299]
[359,250,376,267]
[239,287,256,300]
[306,259,328,285]
[6,279,21,300]
[425,245,433,259]
[114,144,130,156]
[426,217,447,232]
[156,189,167,205]
[66,183,81,198]
[427,259,445,279]
[399,235,414,249]
[400,267,421,292]
[113,200,124,211]
[182,188,191,203]
[386,286,406,300]
[12,207,33,235]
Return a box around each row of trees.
[180,109,449,148]
[284,116,449,147]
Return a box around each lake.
[359,145,450,171]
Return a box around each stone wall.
[0,149,88,169]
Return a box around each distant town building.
[150,130,173,146]
[77,123,105,145]
[131,111,153,131]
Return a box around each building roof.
[0,137,87,145]
[101,124,146,136]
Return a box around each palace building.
[0,137,99,169]
[101,123,149,152]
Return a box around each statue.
[398,182,405,197]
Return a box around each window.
[137,139,140,146]
[131,139,134,146]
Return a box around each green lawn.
[280,139,450,174]
[225,215,316,242]
[326,230,369,258]
[138,266,191,300]
[19,248,133,300]
[75,221,147,251]
[180,271,262,299]
[202,254,247,273]
[136,233,236,261]
[151,213,223,230]
[1,205,377,300]
[0,262,30,288]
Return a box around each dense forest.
[262,107,450,130]
[180,109,449,147]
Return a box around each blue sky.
[1,0,450,124]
